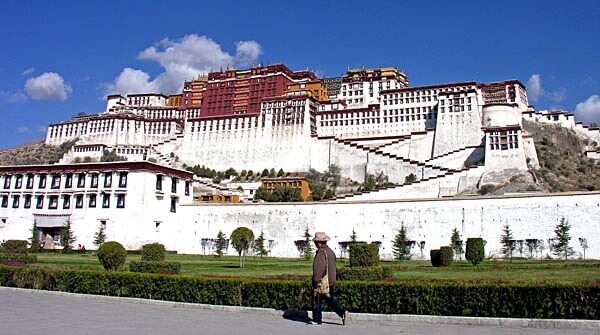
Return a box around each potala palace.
[1,63,599,259]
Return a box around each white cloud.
[25,72,72,101]
[574,95,600,125]
[105,68,159,95]
[0,90,28,103]
[21,68,35,76]
[16,127,29,133]
[547,88,567,102]
[527,74,544,102]
[104,34,262,96]
[234,40,262,67]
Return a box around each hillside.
[0,141,62,166]
[523,120,600,192]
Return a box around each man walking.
[309,232,349,325]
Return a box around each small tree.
[230,227,254,268]
[253,230,268,257]
[500,224,515,261]
[579,237,589,260]
[553,217,574,260]
[303,227,313,260]
[526,239,540,259]
[215,230,228,258]
[93,223,106,248]
[451,228,463,260]
[392,224,412,261]
[60,220,76,254]
[465,238,485,266]
[29,222,41,251]
[350,229,358,243]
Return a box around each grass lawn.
[31,252,600,284]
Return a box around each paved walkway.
[1,287,598,335]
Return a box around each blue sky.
[1,0,598,149]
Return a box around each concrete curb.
[2,286,599,331]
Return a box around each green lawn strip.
[28,253,600,284]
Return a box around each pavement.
[1,287,598,335]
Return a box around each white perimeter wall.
[166,192,600,260]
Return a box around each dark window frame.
[75,194,84,208]
[24,195,31,209]
[88,194,97,208]
[116,194,125,208]
[36,195,44,209]
[118,172,128,188]
[48,195,59,210]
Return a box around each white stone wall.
[169,191,600,260]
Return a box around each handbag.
[314,250,330,295]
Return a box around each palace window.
[26,174,34,189]
[102,193,110,208]
[48,195,59,209]
[489,130,519,150]
[118,172,128,188]
[77,173,85,188]
[75,194,83,208]
[170,198,177,213]
[156,175,163,191]
[15,175,22,189]
[51,174,61,189]
[63,195,71,209]
[65,173,73,188]
[1,195,8,208]
[103,172,112,188]
[12,195,19,208]
[24,195,31,209]
[90,173,99,188]
[3,175,11,189]
[89,194,97,208]
[36,195,44,209]
[116,194,125,208]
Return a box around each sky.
[0,0,599,150]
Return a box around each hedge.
[0,253,38,264]
[337,266,392,281]
[130,261,181,274]
[0,265,598,319]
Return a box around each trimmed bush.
[349,243,379,267]
[465,238,485,266]
[0,253,37,264]
[0,265,598,319]
[337,266,393,281]
[97,241,127,271]
[440,246,453,267]
[430,249,442,267]
[141,243,166,262]
[130,261,181,274]
[2,240,29,254]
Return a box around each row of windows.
[1,193,179,213]
[320,112,435,127]
[1,193,125,210]
[155,176,191,196]
[2,172,128,191]
[489,130,519,150]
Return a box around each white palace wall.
[169,192,600,260]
